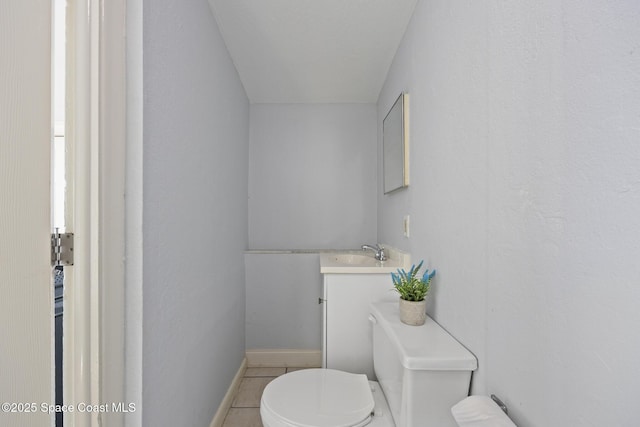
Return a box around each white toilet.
[260,302,479,427]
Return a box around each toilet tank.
[369,303,477,427]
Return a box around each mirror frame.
[383,92,410,194]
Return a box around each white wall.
[142,0,249,425]
[249,104,377,250]
[378,1,640,426]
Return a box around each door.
[0,1,53,426]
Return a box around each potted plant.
[391,260,436,326]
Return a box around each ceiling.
[208,0,418,104]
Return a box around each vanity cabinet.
[322,273,397,380]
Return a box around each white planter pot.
[399,298,426,326]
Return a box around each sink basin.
[320,250,409,274]
[326,253,381,266]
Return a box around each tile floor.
[221,367,310,427]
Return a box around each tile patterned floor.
[222,367,309,427]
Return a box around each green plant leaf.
[390,260,436,302]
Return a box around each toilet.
[260,302,479,427]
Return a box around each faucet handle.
[377,246,387,261]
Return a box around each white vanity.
[320,248,410,379]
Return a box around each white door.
[0,1,53,426]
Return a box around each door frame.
[64,0,126,425]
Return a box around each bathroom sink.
[320,249,410,274]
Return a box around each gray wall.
[378,1,640,426]
[246,104,377,351]
[249,104,377,250]
[142,0,249,425]
[245,253,323,350]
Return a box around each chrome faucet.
[361,244,387,261]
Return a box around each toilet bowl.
[260,302,478,427]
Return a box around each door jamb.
[64,0,126,426]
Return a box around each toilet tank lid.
[370,302,478,371]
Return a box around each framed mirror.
[383,92,409,194]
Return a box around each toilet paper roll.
[451,396,517,427]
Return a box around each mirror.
[383,92,409,194]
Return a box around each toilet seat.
[261,369,375,427]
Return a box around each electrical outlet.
[403,215,410,238]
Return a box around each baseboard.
[209,357,247,427]
[245,349,322,368]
